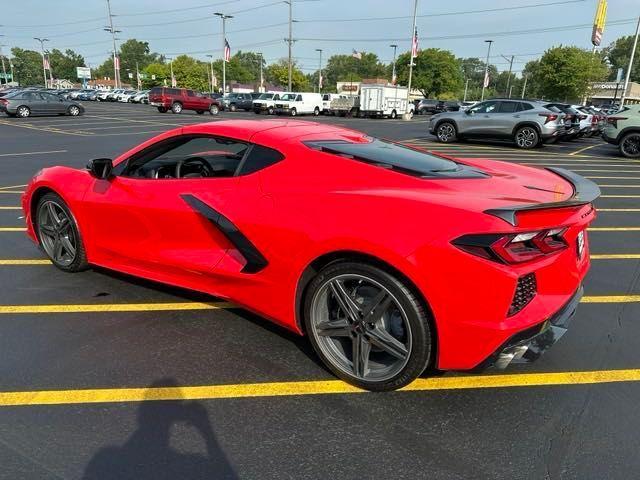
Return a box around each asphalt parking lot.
[0,102,639,479]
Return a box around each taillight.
[607,116,627,128]
[453,228,568,264]
[538,113,558,124]
[0,98,7,105]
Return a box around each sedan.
[21,120,598,391]
[0,91,84,117]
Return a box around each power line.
[116,0,239,17]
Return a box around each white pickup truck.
[253,92,291,115]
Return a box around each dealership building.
[589,81,640,106]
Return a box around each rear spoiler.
[484,167,601,226]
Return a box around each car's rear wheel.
[209,104,219,115]
[16,105,31,118]
[36,193,88,273]
[390,109,398,120]
[157,107,167,113]
[304,262,432,391]
[514,126,540,149]
[171,102,183,114]
[313,107,320,116]
[67,105,81,116]
[229,104,237,112]
[620,132,640,158]
[436,122,457,143]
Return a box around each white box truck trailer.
[359,84,413,119]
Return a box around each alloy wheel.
[69,106,80,116]
[210,105,219,115]
[437,123,455,142]
[621,133,640,158]
[516,127,538,148]
[37,201,77,267]
[309,274,412,382]
[17,106,30,118]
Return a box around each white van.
[274,92,323,116]
[253,91,292,115]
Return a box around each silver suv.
[428,99,565,149]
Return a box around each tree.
[396,48,463,98]
[232,51,264,83]
[524,46,608,101]
[119,39,160,77]
[322,53,387,91]
[48,49,85,81]
[211,56,254,86]
[457,57,498,99]
[171,55,209,91]
[10,48,44,86]
[94,58,115,81]
[604,35,640,83]
[265,59,309,90]
[141,62,169,88]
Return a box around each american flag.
[224,39,231,62]
[352,49,362,60]
[411,27,419,59]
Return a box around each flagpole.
[215,12,232,95]
[404,0,418,120]
[481,40,493,101]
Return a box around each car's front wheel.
[304,261,432,391]
[514,126,540,149]
[209,104,219,115]
[67,105,81,116]
[290,107,297,116]
[16,105,31,118]
[620,132,640,158]
[436,122,457,142]
[36,193,89,272]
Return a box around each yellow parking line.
[0,295,633,315]
[569,143,607,156]
[600,195,640,198]
[589,227,640,231]
[0,259,50,265]
[1,369,640,406]
[0,206,21,210]
[0,191,24,194]
[599,185,640,188]
[0,119,93,136]
[590,254,640,260]
[586,176,640,180]
[0,184,27,190]
[0,150,66,158]
[597,208,640,212]
[572,169,640,173]
[0,227,26,232]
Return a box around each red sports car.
[22,120,599,391]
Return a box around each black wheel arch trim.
[435,119,458,131]
[618,126,640,143]
[181,194,268,274]
[512,122,541,136]
[484,167,601,226]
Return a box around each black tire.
[620,132,640,158]
[435,121,457,143]
[267,107,274,115]
[209,104,220,115]
[313,107,320,116]
[254,109,261,114]
[171,102,183,114]
[290,107,297,117]
[390,109,397,120]
[514,126,540,149]
[67,105,81,116]
[35,192,89,273]
[229,104,237,112]
[303,261,432,392]
[196,110,204,115]
[157,107,167,113]
[16,105,31,118]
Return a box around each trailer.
[329,95,359,116]
[359,84,413,119]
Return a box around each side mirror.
[87,158,113,180]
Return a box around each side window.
[122,136,250,179]
[520,103,534,111]
[273,94,280,100]
[186,90,196,97]
[323,94,330,101]
[497,101,519,113]
[296,94,302,101]
[239,145,284,176]
[470,101,498,114]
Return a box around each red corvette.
[22,120,599,391]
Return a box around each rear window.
[304,138,486,178]
[150,87,163,95]
[239,145,284,175]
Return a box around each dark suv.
[416,99,439,115]
[148,87,219,115]
[222,93,261,112]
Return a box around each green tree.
[211,56,254,86]
[456,57,498,99]
[604,35,640,83]
[232,51,264,83]
[94,58,115,81]
[141,62,169,88]
[119,39,160,77]
[322,53,387,90]
[171,55,209,91]
[525,46,608,101]
[265,59,309,90]
[10,48,44,86]
[48,49,85,81]
[396,48,463,98]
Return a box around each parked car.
[542,103,581,141]
[436,100,462,112]
[252,92,290,115]
[77,90,97,101]
[222,92,259,112]
[22,120,599,391]
[416,98,439,115]
[148,87,219,115]
[429,98,565,149]
[0,91,84,118]
[274,92,323,116]
[96,90,112,102]
[570,105,599,137]
[602,105,640,158]
[131,90,149,104]
[117,90,139,102]
[360,85,413,119]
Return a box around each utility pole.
[0,42,7,86]
[620,15,640,108]
[214,12,232,95]
[168,57,175,87]
[315,48,322,92]
[463,78,469,102]
[521,74,528,99]
[34,37,49,88]
[390,44,398,84]
[404,0,418,120]
[206,54,215,92]
[104,0,121,89]
[481,40,493,101]
[500,54,514,97]
[285,0,294,91]
[257,52,264,91]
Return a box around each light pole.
[500,54,514,97]
[214,12,232,95]
[167,57,175,87]
[104,0,121,89]
[404,0,418,120]
[34,37,49,88]
[620,15,640,108]
[206,54,215,92]
[284,1,294,92]
[390,44,398,84]
[481,40,493,101]
[463,78,469,102]
[315,48,322,92]
[0,41,7,86]
[521,74,528,99]
[257,52,264,91]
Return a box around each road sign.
[0,73,12,80]
[591,0,607,46]
[76,67,91,79]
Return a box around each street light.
[214,12,233,95]
[34,37,49,88]
[315,48,322,93]
[104,0,121,88]
[389,44,398,84]
[481,39,493,101]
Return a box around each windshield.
[258,93,274,100]
[280,93,297,101]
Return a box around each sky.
[1,0,639,77]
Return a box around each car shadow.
[82,378,237,480]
